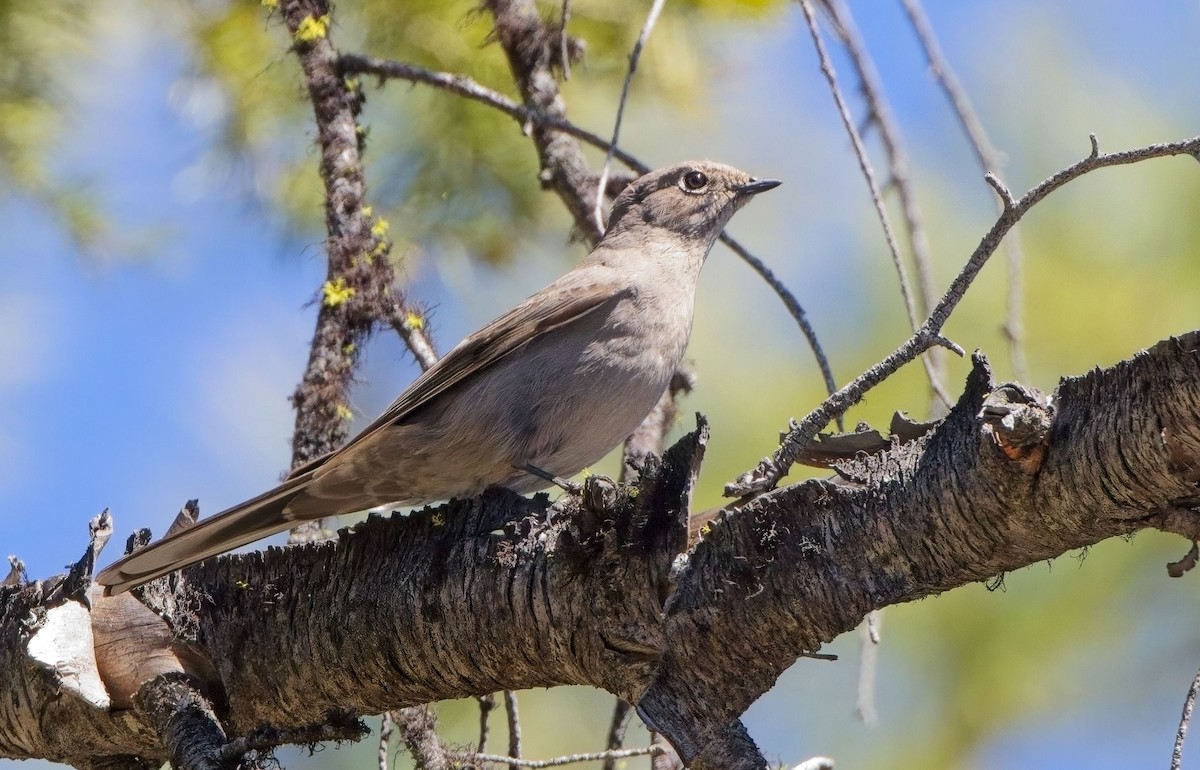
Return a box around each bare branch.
[798,0,947,407]
[593,0,668,234]
[600,700,633,770]
[378,712,394,770]
[1173,664,1200,770]
[382,298,438,371]
[728,135,1200,496]
[393,705,449,770]
[797,1,922,340]
[559,0,572,80]
[984,172,1015,209]
[13,337,1200,766]
[338,54,648,174]
[485,0,607,242]
[478,694,497,753]
[900,0,1029,379]
[448,746,660,768]
[821,0,942,386]
[505,690,522,770]
[855,610,881,725]
[276,0,435,542]
[900,0,999,170]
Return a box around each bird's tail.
[96,475,312,595]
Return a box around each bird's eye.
[682,170,708,191]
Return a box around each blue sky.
[3,1,1200,768]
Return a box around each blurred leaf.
[175,0,787,263]
[0,0,114,253]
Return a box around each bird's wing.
[287,271,626,480]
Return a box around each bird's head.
[604,161,780,245]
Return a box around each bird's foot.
[521,463,582,496]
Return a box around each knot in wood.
[978,383,1053,473]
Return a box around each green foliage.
[2,0,786,262]
[0,0,105,248]
[179,0,785,263]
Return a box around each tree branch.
[900,0,1030,379]
[7,327,1200,767]
[276,0,436,540]
[647,332,1200,761]
[729,134,1200,496]
[337,54,647,174]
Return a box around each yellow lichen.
[294,14,329,42]
[322,277,356,306]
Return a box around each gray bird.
[97,161,779,594]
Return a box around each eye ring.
[682,170,708,191]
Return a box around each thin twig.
[593,0,668,234]
[339,54,649,174]
[719,233,840,424]
[855,610,881,725]
[726,135,1200,496]
[900,0,1029,380]
[822,0,937,317]
[559,0,572,80]
[798,0,949,405]
[379,711,394,770]
[393,705,450,770]
[382,297,439,371]
[1172,664,1200,770]
[504,689,521,770]
[447,746,660,768]
[600,700,633,770]
[821,0,946,410]
[478,693,497,753]
[798,3,919,340]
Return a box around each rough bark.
[2,331,1198,769]
[485,0,605,244]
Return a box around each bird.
[96,161,779,594]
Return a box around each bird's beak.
[735,178,782,196]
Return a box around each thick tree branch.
[5,329,1199,767]
[647,334,1200,761]
[485,0,605,243]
